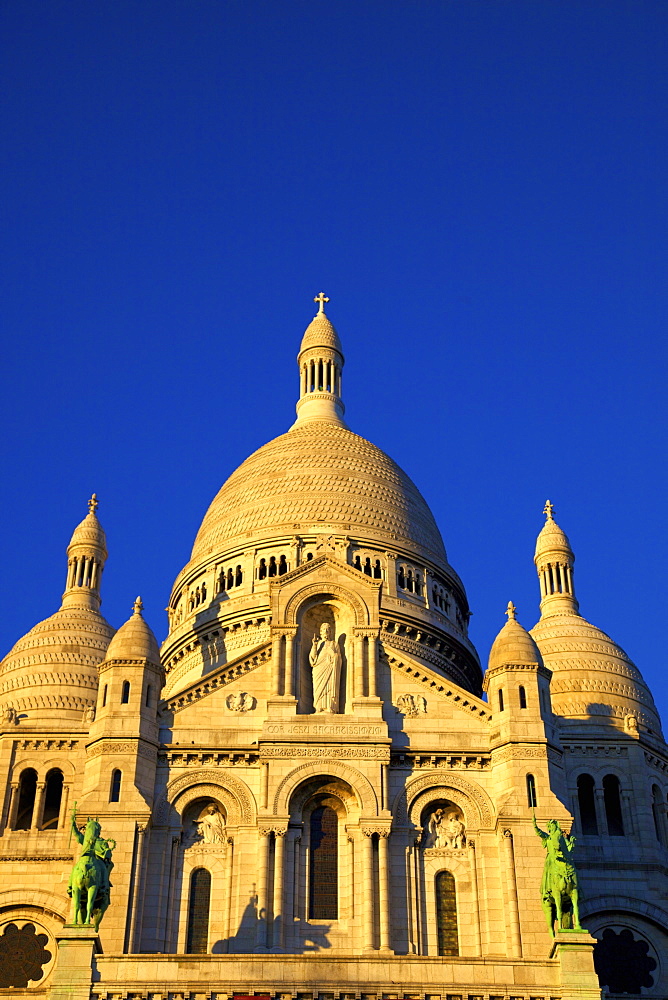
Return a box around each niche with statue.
[181,798,227,849]
[421,799,467,851]
[297,598,351,714]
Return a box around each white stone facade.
[0,300,666,999]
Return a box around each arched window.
[603,774,624,836]
[364,557,372,577]
[145,685,152,708]
[309,805,338,919]
[227,568,234,590]
[306,552,313,561]
[278,556,287,576]
[415,573,422,596]
[354,555,362,571]
[14,768,37,830]
[652,785,664,843]
[109,769,122,803]
[268,556,277,578]
[121,681,130,704]
[519,685,527,709]
[102,684,108,707]
[218,570,225,592]
[406,569,414,593]
[526,773,537,808]
[41,769,64,829]
[258,558,267,580]
[374,560,382,579]
[186,867,211,954]
[235,565,243,586]
[577,774,598,835]
[397,566,405,589]
[201,582,207,602]
[435,870,458,956]
[498,688,504,712]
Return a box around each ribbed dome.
[489,613,543,671]
[534,506,572,560]
[190,421,447,564]
[0,606,114,724]
[530,613,662,734]
[106,598,160,663]
[69,509,107,555]
[299,312,342,355]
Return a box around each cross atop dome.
[133,596,144,616]
[505,600,517,621]
[543,499,554,520]
[88,493,99,514]
[314,292,330,314]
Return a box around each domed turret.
[0,496,114,725]
[105,597,160,664]
[488,601,543,671]
[530,503,662,734]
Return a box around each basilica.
[0,297,666,999]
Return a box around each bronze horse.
[69,815,110,930]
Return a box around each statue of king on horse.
[68,805,116,931]
[533,810,584,936]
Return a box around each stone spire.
[292,293,347,428]
[61,494,109,611]
[534,500,578,617]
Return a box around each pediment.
[270,553,381,627]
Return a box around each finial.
[88,493,99,514]
[543,499,554,520]
[133,596,143,616]
[314,292,330,314]
[505,601,517,621]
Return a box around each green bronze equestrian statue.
[68,805,116,931]
[533,811,583,936]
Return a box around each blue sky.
[1,1,667,719]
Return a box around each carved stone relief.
[396,693,427,717]
[423,807,466,850]
[226,692,255,712]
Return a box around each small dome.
[488,603,543,671]
[0,607,114,724]
[530,612,662,733]
[534,501,572,562]
[299,311,343,356]
[68,495,107,556]
[105,598,160,663]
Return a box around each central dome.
[191,420,447,564]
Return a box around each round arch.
[394,772,494,829]
[284,584,369,628]
[273,760,378,816]
[162,770,256,826]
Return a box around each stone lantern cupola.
[534,500,578,617]
[62,493,108,612]
[293,292,347,428]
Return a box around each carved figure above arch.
[159,770,255,826]
[393,772,494,830]
[273,759,378,817]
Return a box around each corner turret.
[534,501,578,617]
[62,494,108,612]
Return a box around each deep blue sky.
[1,2,666,720]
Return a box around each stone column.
[621,790,637,837]
[223,837,234,953]
[594,787,608,836]
[57,783,71,831]
[362,831,375,951]
[255,830,270,951]
[164,835,180,952]
[260,761,269,809]
[271,632,283,696]
[500,829,522,958]
[377,832,392,952]
[6,782,19,831]
[271,831,286,952]
[468,839,482,956]
[284,632,295,698]
[354,633,365,700]
[127,822,148,953]
[367,634,378,697]
[31,782,46,831]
